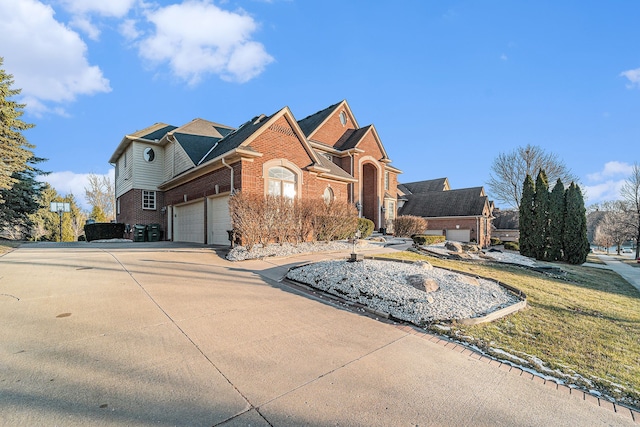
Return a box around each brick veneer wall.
[426,217,493,248]
[311,108,356,146]
[117,189,166,238]
[164,164,237,206]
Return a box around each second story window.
[384,171,390,191]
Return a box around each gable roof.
[171,133,222,165]
[198,113,273,165]
[401,178,449,194]
[492,209,519,229]
[141,125,178,141]
[171,118,234,138]
[399,187,489,217]
[335,126,371,151]
[298,102,342,137]
[109,122,177,163]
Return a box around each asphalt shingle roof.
[173,133,221,164]
[297,102,341,137]
[314,153,354,180]
[198,114,274,165]
[399,187,488,217]
[492,210,519,229]
[335,126,371,150]
[142,125,178,141]
[401,178,448,194]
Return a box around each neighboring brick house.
[398,178,494,247]
[491,208,520,242]
[108,100,401,244]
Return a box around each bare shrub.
[393,215,427,237]
[230,193,358,247]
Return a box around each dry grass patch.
[379,250,640,409]
[0,240,20,255]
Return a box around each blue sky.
[1,0,639,210]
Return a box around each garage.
[446,229,471,243]
[207,196,232,245]
[173,200,205,243]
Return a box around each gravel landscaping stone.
[286,259,520,325]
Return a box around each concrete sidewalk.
[592,254,640,293]
[0,243,637,426]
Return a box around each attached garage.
[446,229,471,243]
[207,196,231,246]
[173,200,205,243]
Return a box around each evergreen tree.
[519,174,536,257]
[563,182,590,264]
[0,57,35,195]
[547,178,565,261]
[532,170,550,260]
[0,157,47,239]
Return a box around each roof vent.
[253,114,267,125]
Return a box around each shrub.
[504,241,519,251]
[357,218,374,239]
[490,237,502,246]
[84,223,125,242]
[229,192,358,248]
[412,234,445,246]
[393,215,427,237]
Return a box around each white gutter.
[222,157,234,193]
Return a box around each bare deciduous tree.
[84,173,115,221]
[620,162,640,259]
[488,144,577,209]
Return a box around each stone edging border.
[395,323,640,424]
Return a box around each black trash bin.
[146,224,161,242]
[133,224,146,242]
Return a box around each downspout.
[221,157,234,193]
[348,151,354,204]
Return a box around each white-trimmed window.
[323,187,334,205]
[384,171,390,191]
[386,200,396,220]
[142,190,156,210]
[268,167,297,199]
[339,111,347,126]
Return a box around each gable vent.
[269,123,295,137]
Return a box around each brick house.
[398,178,494,247]
[108,100,402,244]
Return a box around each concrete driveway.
[0,242,637,426]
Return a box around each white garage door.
[208,196,231,245]
[446,229,471,243]
[174,201,205,243]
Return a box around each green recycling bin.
[146,223,161,242]
[133,224,146,242]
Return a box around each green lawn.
[379,250,640,410]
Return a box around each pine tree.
[0,157,47,239]
[532,170,549,260]
[519,174,536,257]
[563,182,590,264]
[0,57,35,195]
[547,178,565,261]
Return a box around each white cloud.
[119,18,142,41]
[583,180,625,204]
[70,15,101,40]
[586,161,633,182]
[59,0,137,17]
[620,67,640,89]
[0,0,111,115]
[138,0,274,85]
[39,170,115,211]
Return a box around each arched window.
[323,187,334,204]
[268,166,297,198]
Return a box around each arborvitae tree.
[519,174,536,257]
[547,178,565,261]
[0,57,35,195]
[563,182,590,264]
[532,170,550,260]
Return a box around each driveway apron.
[0,242,636,426]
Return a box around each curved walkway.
[0,242,637,426]
[589,254,640,294]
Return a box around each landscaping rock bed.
[286,259,523,325]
